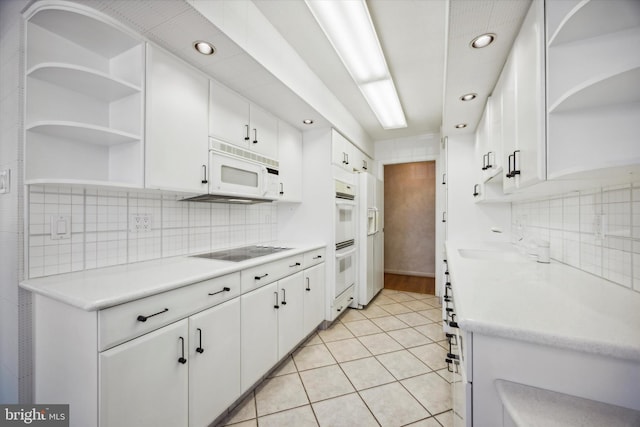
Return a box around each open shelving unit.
[546,0,640,181]
[24,3,145,187]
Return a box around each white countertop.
[20,243,325,311]
[446,241,640,362]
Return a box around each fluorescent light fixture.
[306,0,407,129]
[360,79,407,129]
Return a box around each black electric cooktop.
[191,245,291,262]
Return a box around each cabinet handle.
[274,292,279,309]
[446,332,457,346]
[449,313,459,328]
[445,358,454,372]
[473,184,479,197]
[244,124,250,141]
[208,286,231,296]
[136,308,168,322]
[346,153,349,165]
[486,151,494,169]
[281,289,287,305]
[512,150,521,176]
[289,262,301,268]
[255,273,269,280]
[442,173,446,185]
[196,328,204,354]
[201,165,208,184]
[362,160,367,170]
[305,277,311,291]
[337,305,343,312]
[279,182,284,195]
[442,212,446,223]
[447,352,460,361]
[506,153,514,178]
[349,297,354,301]
[482,153,488,170]
[313,255,322,260]
[253,128,258,144]
[178,337,187,364]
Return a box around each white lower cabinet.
[99,319,189,427]
[188,298,240,427]
[303,263,325,333]
[278,272,305,359]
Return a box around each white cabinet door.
[500,54,518,195]
[277,120,303,202]
[249,104,278,160]
[146,45,209,193]
[240,282,279,392]
[209,78,250,149]
[513,0,545,189]
[278,272,305,359]
[188,299,240,427]
[99,319,189,427]
[303,264,326,333]
[332,130,351,170]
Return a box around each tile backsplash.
[27,184,278,278]
[512,183,640,293]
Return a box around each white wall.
[446,134,511,242]
[0,0,28,404]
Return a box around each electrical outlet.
[130,214,152,232]
[50,215,70,240]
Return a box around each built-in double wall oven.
[335,179,357,297]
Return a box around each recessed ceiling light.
[460,93,477,101]
[455,123,467,129]
[302,119,314,125]
[470,33,495,49]
[193,41,215,55]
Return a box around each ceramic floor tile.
[224,392,256,425]
[435,367,454,384]
[404,417,442,427]
[380,288,399,295]
[293,343,337,371]
[359,382,430,427]
[312,393,378,427]
[343,319,384,336]
[257,405,318,427]
[381,303,413,315]
[225,419,256,427]
[302,333,323,347]
[394,312,431,327]
[371,315,410,331]
[359,304,391,319]
[435,410,454,427]
[436,340,449,351]
[387,292,417,303]
[318,323,355,343]
[372,295,396,306]
[414,323,446,342]
[387,328,432,348]
[402,372,452,415]
[299,364,355,402]
[339,356,396,390]
[376,349,431,380]
[268,356,297,378]
[401,300,435,312]
[325,338,372,362]
[418,308,444,322]
[339,308,367,323]
[357,332,403,355]
[408,343,448,371]
[255,373,309,416]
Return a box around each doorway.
[383,161,436,294]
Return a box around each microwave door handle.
[261,166,268,196]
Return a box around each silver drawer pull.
[136,308,168,322]
[208,286,231,296]
[289,262,301,268]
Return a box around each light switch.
[50,215,71,240]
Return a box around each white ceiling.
[83,0,532,143]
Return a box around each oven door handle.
[335,201,356,207]
[335,248,357,259]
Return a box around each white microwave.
[208,150,279,201]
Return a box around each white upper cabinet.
[546,0,640,180]
[24,4,144,187]
[501,0,546,194]
[351,148,374,174]
[209,79,278,160]
[277,120,303,202]
[145,45,209,193]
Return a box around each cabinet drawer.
[331,285,355,321]
[303,248,326,268]
[99,272,240,351]
[240,254,304,293]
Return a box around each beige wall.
[384,161,436,276]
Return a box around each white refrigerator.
[357,172,384,307]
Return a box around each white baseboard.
[384,269,435,278]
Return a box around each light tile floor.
[217,288,453,427]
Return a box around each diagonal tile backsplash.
[512,183,640,293]
[27,184,278,279]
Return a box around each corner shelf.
[26,121,140,146]
[27,63,141,102]
[549,0,640,47]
